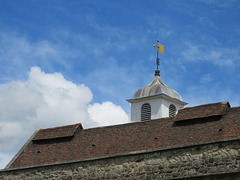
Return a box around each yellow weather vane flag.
[157,43,165,54]
[153,39,165,54]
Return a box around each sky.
[0,0,239,169]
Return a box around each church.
[0,42,240,179]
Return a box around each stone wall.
[1,139,240,179]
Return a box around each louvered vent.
[169,104,176,117]
[141,103,151,121]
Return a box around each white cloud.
[198,0,238,8]
[0,32,71,79]
[88,101,129,127]
[200,74,213,84]
[181,43,201,61]
[0,67,129,169]
[180,42,240,67]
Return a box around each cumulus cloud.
[0,67,129,169]
[88,101,129,126]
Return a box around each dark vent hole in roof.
[154,137,158,140]
[92,144,96,147]
[37,151,41,153]
[218,128,223,132]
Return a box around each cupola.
[127,40,187,122]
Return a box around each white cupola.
[127,69,187,122]
[127,38,187,122]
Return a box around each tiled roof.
[7,102,240,169]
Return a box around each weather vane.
[153,39,165,76]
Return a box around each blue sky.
[0,0,240,169]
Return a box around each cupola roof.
[131,71,183,101]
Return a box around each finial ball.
[155,69,160,76]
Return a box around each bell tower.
[127,40,187,122]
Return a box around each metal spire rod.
[153,39,164,76]
[156,39,160,70]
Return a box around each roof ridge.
[78,117,174,132]
[39,123,82,131]
[229,106,240,109]
[182,101,230,109]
